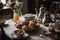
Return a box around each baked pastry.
[28,22,35,30]
[16,30,24,35]
[22,20,29,25]
[16,23,23,29]
[22,25,30,31]
[30,20,37,25]
[29,21,35,26]
[14,29,24,37]
[16,19,39,30]
[29,24,35,30]
[34,23,40,28]
[49,25,55,32]
[28,20,39,30]
[55,26,60,31]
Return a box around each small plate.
[55,29,60,32]
[11,32,29,40]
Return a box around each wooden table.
[3,19,56,40]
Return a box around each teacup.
[12,29,25,39]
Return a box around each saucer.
[11,33,29,40]
[55,29,60,32]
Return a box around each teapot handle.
[35,8,38,18]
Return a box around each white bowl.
[23,14,35,20]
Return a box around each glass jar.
[13,10,19,22]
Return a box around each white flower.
[15,1,23,9]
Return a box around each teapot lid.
[39,5,46,11]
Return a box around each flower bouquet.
[10,1,23,22]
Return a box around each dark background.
[28,0,59,14]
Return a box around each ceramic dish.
[23,14,35,20]
[55,29,60,32]
[11,29,29,39]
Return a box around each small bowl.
[14,29,25,36]
[23,14,35,20]
[12,29,25,39]
[25,17,35,20]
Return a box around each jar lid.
[39,5,46,11]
